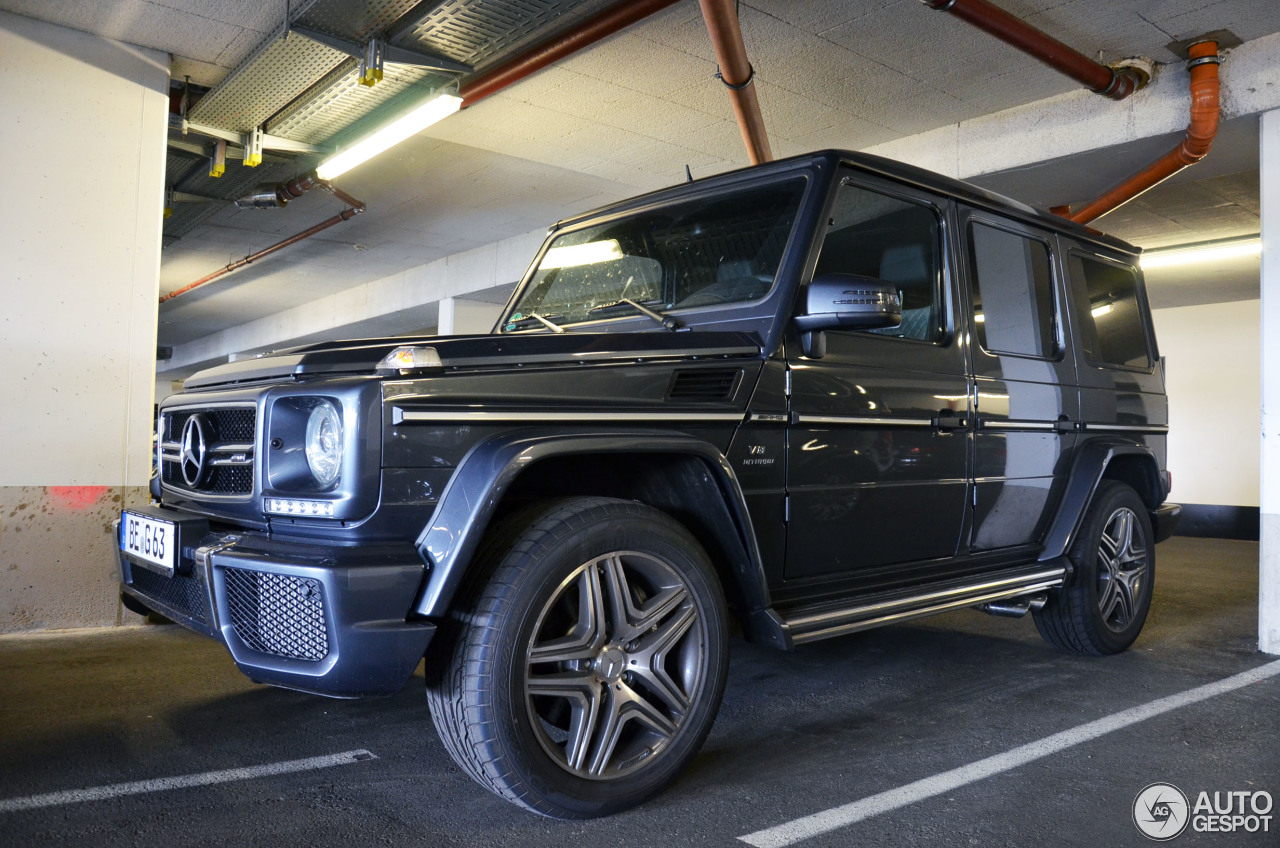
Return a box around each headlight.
[305,400,343,487]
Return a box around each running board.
[779,567,1067,646]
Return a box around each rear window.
[969,222,1057,358]
[1069,254,1151,369]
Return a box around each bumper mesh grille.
[224,568,329,662]
[128,563,209,626]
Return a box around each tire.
[1034,480,1155,656]
[424,497,729,818]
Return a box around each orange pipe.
[459,0,681,107]
[698,0,773,164]
[1066,41,1220,225]
[920,0,1143,100]
[161,179,365,303]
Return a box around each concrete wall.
[0,12,168,632]
[1152,300,1261,508]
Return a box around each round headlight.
[305,400,343,488]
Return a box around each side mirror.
[794,273,902,357]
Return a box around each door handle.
[932,411,966,430]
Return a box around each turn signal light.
[377,346,444,370]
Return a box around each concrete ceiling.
[1,0,1274,342]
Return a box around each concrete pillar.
[1262,108,1280,655]
[0,13,168,632]
[436,296,503,336]
[438,297,457,335]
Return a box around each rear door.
[785,173,970,587]
[957,208,1079,551]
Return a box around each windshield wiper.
[588,298,681,331]
[507,312,568,333]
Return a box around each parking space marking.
[739,659,1280,848]
[0,749,377,813]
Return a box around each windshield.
[503,177,806,331]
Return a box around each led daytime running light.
[265,498,335,517]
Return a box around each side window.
[1070,255,1151,369]
[968,222,1057,358]
[814,182,943,342]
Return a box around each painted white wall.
[1151,299,1261,508]
[0,11,168,487]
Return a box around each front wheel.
[1034,480,1155,655]
[425,497,728,818]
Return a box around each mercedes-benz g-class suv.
[119,149,1179,818]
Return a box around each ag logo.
[1134,783,1190,840]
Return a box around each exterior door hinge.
[784,493,790,523]
[784,367,792,398]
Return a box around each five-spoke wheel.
[526,551,706,779]
[426,497,727,818]
[1034,480,1155,655]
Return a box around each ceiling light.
[1091,303,1113,318]
[315,93,462,180]
[1139,238,1261,270]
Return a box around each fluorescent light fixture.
[315,93,462,180]
[1139,238,1261,270]
[540,239,624,269]
[974,312,985,323]
[1091,303,1113,318]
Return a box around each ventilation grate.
[668,369,741,401]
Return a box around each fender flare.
[411,429,771,619]
[1038,437,1163,562]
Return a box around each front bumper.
[117,504,434,698]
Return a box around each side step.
[777,567,1066,647]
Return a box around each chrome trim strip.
[209,442,255,453]
[210,457,254,467]
[1080,423,1169,433]
[790,577,1065,644]
[795,414,933,427]
[395,409,746,423]
[788,567,1067,631]
[980,420,1057,431]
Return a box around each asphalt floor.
[0,536,1275,847]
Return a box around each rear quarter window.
[1068,254,1151,370]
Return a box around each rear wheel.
[425,497,728,818]
[1034,480,1155,655]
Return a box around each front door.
[785,174,970,589]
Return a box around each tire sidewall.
[483,501,728,817]
[1069,481,1155,654]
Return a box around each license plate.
[121,511,176,575]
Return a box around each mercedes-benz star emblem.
[180,414,210,487]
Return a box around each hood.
[183,331,763,389]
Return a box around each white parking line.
[0,749,377,813]
[739,659,1280,848]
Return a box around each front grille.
[128,563,209,627]
[160,406,256,496]
[224,568,329,662]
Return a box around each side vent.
[667,369,741,401]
